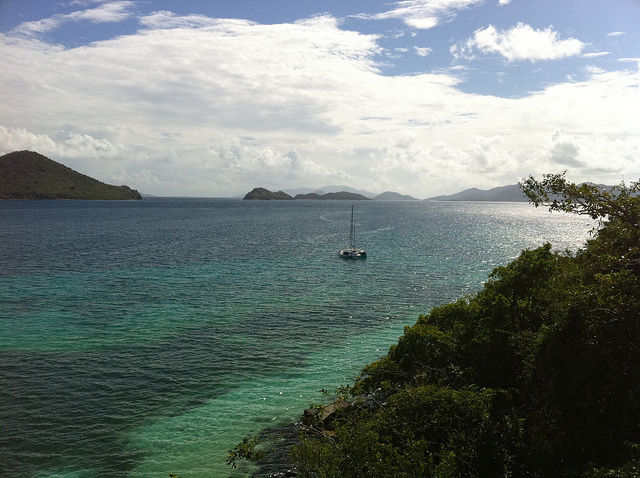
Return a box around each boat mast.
[350,205,355,249]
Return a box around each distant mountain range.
[375,191,419,201]
[0,150,142,200]
[426,184,528,202]
[244,185,534,202]
[244,187,371,200]
[244,187,422,201]
[282,185,377,198]
[1,150,602,203]
[294,191,371,200]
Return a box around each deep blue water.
[0,198,593,477]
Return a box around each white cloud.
[68,1,134,23]
[0,11,638,197]
[520,69,640,179]
[139,11,225,30]
[66,0,109,6]
[607,31,626,37]
[0,126,58,156]
[451,23,585,62]
[366,131,442,192]
[467,135,516,173]
[542,129,640,175]
[11,1,134,36]
[548,130,583,167]
[0,126,122,159]
[415,46,433,56]
[355,0,485,30]
[498,0,512,4]
[583,52,610,58]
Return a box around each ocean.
[0,198,594,477]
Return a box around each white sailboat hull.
[339,248,366,258]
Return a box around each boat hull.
[339,249,367,259]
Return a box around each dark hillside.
[0,150,141,200]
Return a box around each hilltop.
[0,151,142,200]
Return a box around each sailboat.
[339,205,367,258]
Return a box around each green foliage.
[230,174,640,477]
[520,172,640,224]
[226,435,267,468]
[584,459,640,477]
[288,386,523,478]
[288,433,343,478]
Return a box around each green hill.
[0,150,142,200]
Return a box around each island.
[374,191,418,201]
[243,187,294,200]
[426,184,528,202]
[243,187,370,200]
[293,191,370,200]
[0,150,142,200]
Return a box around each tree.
[519,174,640,471]
[520,172,640,225]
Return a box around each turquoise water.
[0,199,593,477]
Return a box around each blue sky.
[0,0,638,197]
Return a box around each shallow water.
[0,198,593,477]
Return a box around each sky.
[0,0,639,198]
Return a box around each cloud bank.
[0,6,638,197]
